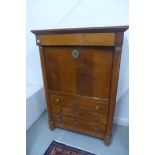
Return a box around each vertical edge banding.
[104,45,122,145]
[39,46,54,126]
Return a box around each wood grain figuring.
[37,33,115,46]
[52,114,106,139]
[32,26,129,145]
[44,49,61,91]
[51,104,108,125]
[44,47,113,98]
[76,50,94,96]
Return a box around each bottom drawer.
[52,114,106,139]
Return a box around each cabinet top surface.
[31,25,129,35]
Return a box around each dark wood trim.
[31,26,129,35]
[105,46,122,145]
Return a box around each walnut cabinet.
[31,26,129,145]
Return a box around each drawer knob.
[75,120,80,125]
[74,101,79,107]
[56,108,61,113]
[96,105,100,111]
[94,127,98,132]
[56,98,60,103]
[75,112,80,117]
[94,116,99,122]
[57,117,62,123]
[72,49,79,59]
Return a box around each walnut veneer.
[32,26,129,145]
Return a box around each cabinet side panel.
[105,47,122,142]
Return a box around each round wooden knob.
[96,105,100,111]
[75,112,80,117]
[56,108,61,113]
[94,116,99,122]
[56,98,60,103]
[57,117,62,123]
[75,120,80,125]
[94,127,98,131]
[74,101,79,107]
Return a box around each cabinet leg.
[104,135,111,146]
[48,120,55,131]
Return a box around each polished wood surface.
[105,47,122,145]
[39,47,52,120]
[52,114,106,139]
[32,26,129,145]
[36,33,115,46]
[51,104,108,125]
[44,47,113,98]
[49,93,109,114]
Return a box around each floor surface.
[26,111,129,155]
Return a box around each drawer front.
[50,93,109,114]
[44,46,113,99]
[53,114,106,138]
[51,104,108,125]
[37,33,115,46]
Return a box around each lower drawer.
[51,104,107,125]
[52,114,106,139]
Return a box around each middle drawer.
[51,104,108,125]
[49,93,109,114]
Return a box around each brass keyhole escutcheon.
[72,49,79,59]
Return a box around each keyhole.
[72,49,79,58]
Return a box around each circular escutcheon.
[72,49,79,58]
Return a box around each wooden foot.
[48,120,55,130]
[104,135,111,146]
